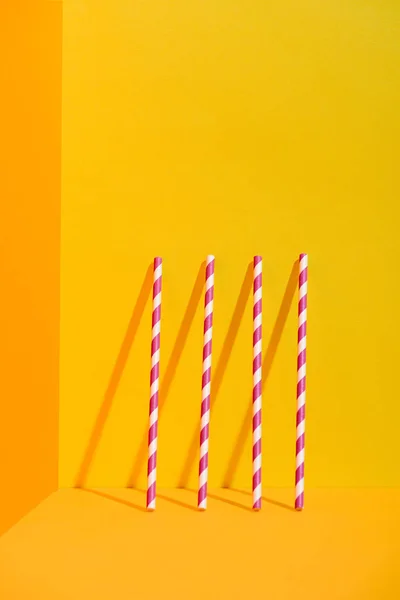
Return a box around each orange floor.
[0,488,399,599]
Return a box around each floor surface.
[0,488,399,599]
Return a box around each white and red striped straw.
[198,255,215,510]
[147,257,162,511]
[252,256,262,510]
[295,253,308,510]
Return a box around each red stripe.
[296,433,305,454]
[253,298,262,316]
[299,266,307,287]
[200,424,209,445]
[199,453,208,472]
[253,274,262,291]
[295,463,304,484]
[150,363,159,384]
[203,340,212,359]
[147,450,157,471]
[147,482,156,505]
[206,261,214,279]
[252,438,261,459]
[297,377,306,398]
[152,304,161,324]
[252,469,261,488]
[296,404,305,425]
[205,287,214,305]
[297,349,306,369]
[253,325,262,344]
[149,395,158,413]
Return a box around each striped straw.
[198,255,215,510]
[295,253,308,511]
[252,256,262,510]
[146,257,162,511]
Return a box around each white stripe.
[297,391,306,407]
[253,427,262,446]
[199,469,208,487]
[200,441,209,458]
[254,262,262,278]
[204,301,214,319]
[148,439,158,456]
[150,380,159,398]
[154,264,162,280]
[203,354,212,372]
[253,369,262,388]
[296,420,305,438]
[152,320,161,337]
[153,291,162,308]
[201,413,210,431]
[202,382,211,399]
[253,340,262,357]
[298,337,306,354]
[253,313,262,330]
[253,483,262,497]
[296,449,305,467]
[254,287,262,304]
[253,395,262,414]
[299,255,308,270]
[198,498,207,509]
[298,309,307,327]
[253,452,262,471]
[151,350,160,367]
[149,407,158,427]
[206,274,214,290]
[295,480,304,498]
[297,364,306,381]
[299,281,308,298]
[147,469,157,487]
[203,328,213,346]
[253,422,261,440]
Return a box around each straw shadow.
[184,488,253,512]
[222,260,299,488]
[178,263,254,488]
[75,265,153,488]
[157,492,198,512]
[134,489,198,512]
[80,488,147,513]
[127,262,206,488]
[207,492,254,512]
[228,488,296,512]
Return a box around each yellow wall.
[60,0,400,489]
[0,1,61,534]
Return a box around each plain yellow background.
[60,0,400,489]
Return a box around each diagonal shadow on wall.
[177,262,254,488]
[127,262,206,487]
[75,264,153,488]
[222,260,299,487]
[178,259,298,489]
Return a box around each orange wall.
[0,2,62,535]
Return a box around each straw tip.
[206,254,215,261]
[295,506,304,512]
